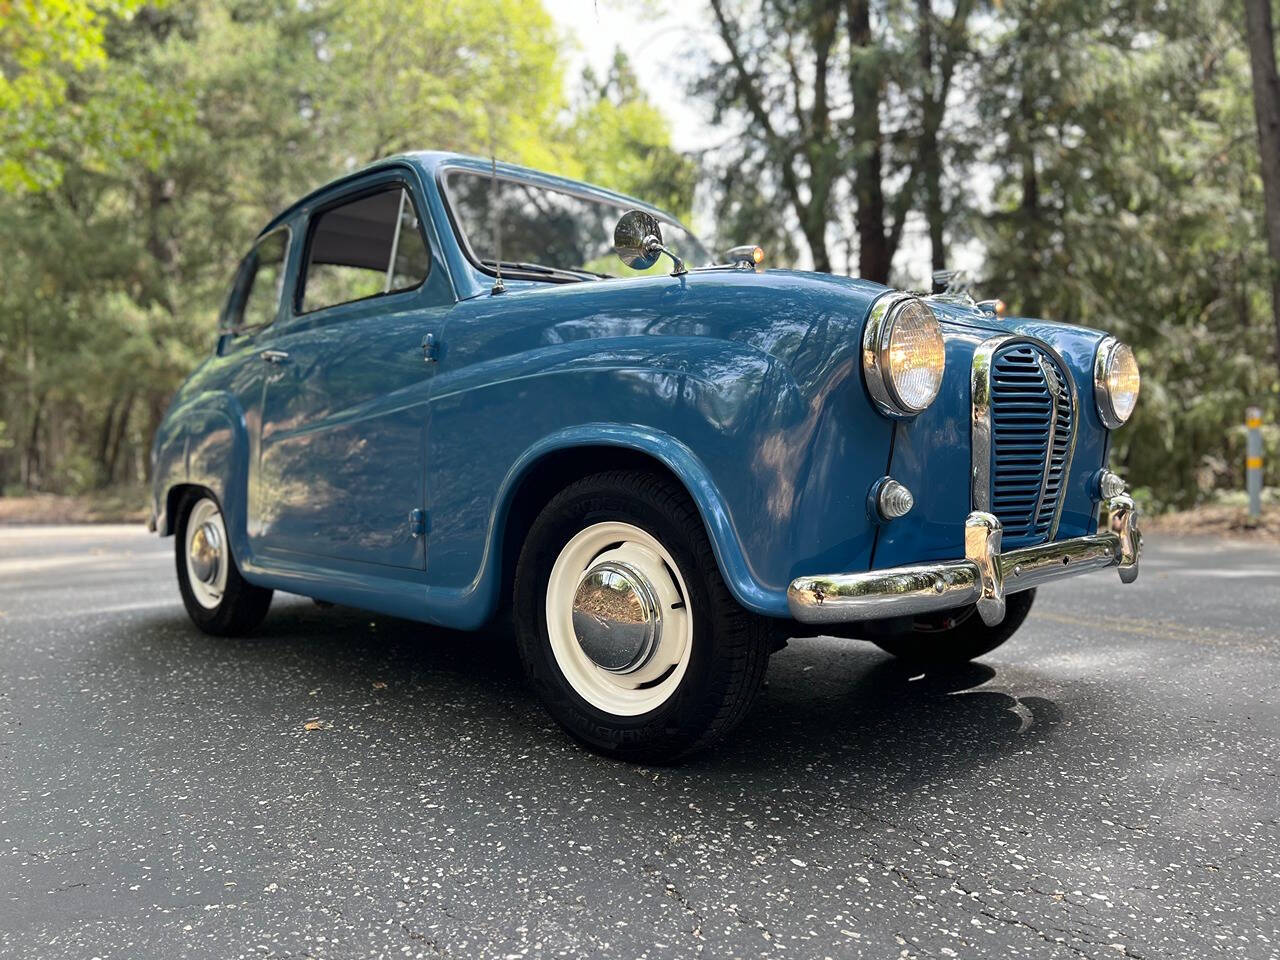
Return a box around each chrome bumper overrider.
[787,495,1140,628]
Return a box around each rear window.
[299,185,430,313]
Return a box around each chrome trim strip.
[969,336,1004,513]
[787,498,1140,627]
[969,335,1079,539]
[861,291,917,419]
[1094,335,1124,429]
[1031,355,1060,526]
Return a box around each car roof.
[256,150,681,239]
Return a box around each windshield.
[442,170,711,280]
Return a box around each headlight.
[1094,336,1140,428]
[862,294,946,417]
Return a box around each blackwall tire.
[872,589,1037,666]
[513,470,772,762]
[175,492,273,637]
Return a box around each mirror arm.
[644,235,688,277]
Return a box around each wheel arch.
[161,482,215,536]
[490,426,783,623]
[151,392,249,544]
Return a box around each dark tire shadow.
[124,597,1064,788]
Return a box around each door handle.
[421,333,439,363]
[260,349,290,365]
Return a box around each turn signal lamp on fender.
[724,245,765,270]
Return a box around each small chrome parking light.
[871,477,915,521]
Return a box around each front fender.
[151,391,252,552]
[421,333,891,627]
[501,424,776,615]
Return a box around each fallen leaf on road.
[303,719,331,731]
[372,681,387,690]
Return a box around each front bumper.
[787,495,1140,628]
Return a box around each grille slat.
[988,344,1075,546]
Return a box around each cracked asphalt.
[1,525,1278,959]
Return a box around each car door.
[248,171,453,569]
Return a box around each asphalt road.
[1,526,1278,960]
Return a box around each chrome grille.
[988,343,1074,546]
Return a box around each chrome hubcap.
[545,521,693,716]
[184,497,229,610]
[571,560,662,674]
[189,521,223,584]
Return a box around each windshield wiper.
[480,259,613,281]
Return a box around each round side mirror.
[614,210,663,270]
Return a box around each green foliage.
[0,0,183,191]
[977,0,1278,509]
[0,0,692,494]
[567,51,699,220]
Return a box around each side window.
[300,185,431,314]
[227,229,289,331]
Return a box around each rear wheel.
[175,493,273,636]
[513,471,772,762]
[872,589,1036,666]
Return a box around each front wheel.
[872,589,1037,666]
[513,471,772,762]
[175,493,273,636]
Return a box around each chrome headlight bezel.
[1093,336,1140,429]
[862,293,947,418]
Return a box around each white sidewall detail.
[185,497,229,610]
[545,521,693,716]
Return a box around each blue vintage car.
[150,151,1141,760]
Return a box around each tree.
[703,0,844,273]
[0,0,696,496]
[698,0,976,282]
[1243,0,1280,374]
[569,50,698,219]
[976,0,1276,508]
[909,0,976,273]
[0,0,178,192]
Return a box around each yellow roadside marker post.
[1246,406,1263,524]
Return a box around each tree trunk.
[23,392,46,491]
[1243,0,1280,374]
[1018,88,1043,318]
[105,392,135,486]
[920,104,945,274]
[802,217,833,274]
[847,0,891,284]
[917,0,946,273]
[707,0,838,273]
[143,392,168,483]
[98,395,121,482]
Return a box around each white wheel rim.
[546,521,693,716]
[185,498,229,610]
